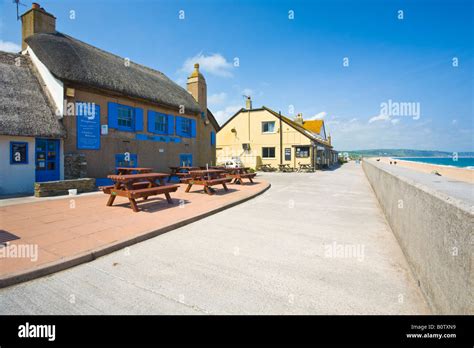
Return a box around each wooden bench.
[107,184,179,212]
[228,172,256,184]
[100,181,150,194]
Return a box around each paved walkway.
[0,163,430,314]
[0,180,269,286]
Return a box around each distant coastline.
[343,149,474,159]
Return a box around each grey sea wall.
[362,159,473,314]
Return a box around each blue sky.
[1,0,473,151]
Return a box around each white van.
[220,158,243,168]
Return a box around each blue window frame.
[117,105,135,131]
[10,141,28,164]
[210,131,216,146]
[179,153,193,166]
[181,118,192,136]
[155,113,168,133]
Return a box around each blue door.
[179,154,193,166]
[35,138,60,182]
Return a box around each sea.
[393,157,474,169]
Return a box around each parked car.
[219,159,243,168]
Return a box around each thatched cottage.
[0,3,219,195]
[0,51,66,195]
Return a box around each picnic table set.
[99,165,257,212]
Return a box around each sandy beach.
[376,157,474,184]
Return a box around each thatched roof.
[0,51,66,138]
[26,32,202,114]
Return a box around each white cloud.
[179,52,233,77]
[452,119,457,125]
[208,92,227,106]
[0,40,21,53]
[368,114,391,123]
[391,118,400,125]
[214,105,242,124]
[242,88,254,96]
[309,111,327,120]
[349,118,358,123]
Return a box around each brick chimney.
[294,113,304,125]
[187,63,207,114]
[21,3,56,51]
[245,96,252,110]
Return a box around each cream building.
[216,98,337,170]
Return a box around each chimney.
[294,113,304,125]
[21,3,56,51]
[327,134,331,145]
[187,63,207,114]
[245,96,252,110]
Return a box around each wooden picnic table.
[116,167,153,175]
[297,163,315,172]
[225,167,256,184]
[258,163,276,172]
[168,166,201,182]
[278,164,294,172]
[102,172,178,212]
[185,169,231,195]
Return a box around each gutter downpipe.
[279,111,283,165]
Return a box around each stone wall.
[362,159,473,314]
[64,153,87,179]
[34,178,96,197]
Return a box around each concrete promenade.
[0,163,429,314]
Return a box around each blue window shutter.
[210,131,215,145]
[147,110,155,133]
[135,107,144,131]
[176,116,183,137]
[108,102,118,129]
[191,119,197,138]
[167,115,174,135]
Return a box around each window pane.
[155,114,167,133]
[296,147,310,157]
[262,147,275,158]
[118,106,133,128]
[262,121,275,133]
[181,118,191,135]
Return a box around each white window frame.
[261,121,276,134]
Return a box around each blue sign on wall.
[77,102,100,150]
[135,134,181,143]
